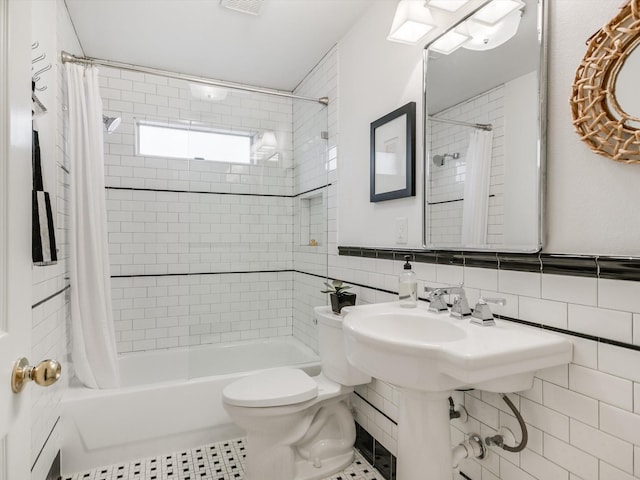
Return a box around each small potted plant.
[322,279,356,314]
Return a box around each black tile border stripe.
[355,391,398,426]
[496,313,640,352]
[105,183,332,199]
[338,246,640,280]
[598,257,640,281]
[32,284,70,309]
[31,416,60,472]
[427,193,495,206]
[111,269,294,279]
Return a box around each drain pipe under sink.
[452,433,486,468]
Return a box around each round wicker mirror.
[571,0,640,163]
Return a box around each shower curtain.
[66,64,120,389]
[461,129,493,247]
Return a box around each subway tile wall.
[101,48,333,354]
[99,65,295,196]
[111,272,293,353]
[106,189,294,276]
[329,252,640,479]
[290,46,337,352]
[427,85,505,246]
[30,4,75,477]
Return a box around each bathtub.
[61,336,320,475]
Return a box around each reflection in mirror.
[423,0,544,252]
[614,42,640,130]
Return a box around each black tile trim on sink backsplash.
[338,246,640,281]
[540,254,598,278]
[598,257,640,281]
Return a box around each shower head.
[433,155,446,167]
[102,115,121,134]
[432,152,460,167]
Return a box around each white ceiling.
[64,0,372,92]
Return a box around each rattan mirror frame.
[571,0,640,163]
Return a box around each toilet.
[222,306,371,480]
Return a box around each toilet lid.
[223,369,318,407]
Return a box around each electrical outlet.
[395,217,408,244]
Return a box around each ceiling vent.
[220,0,264,16]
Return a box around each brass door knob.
[11,357,62,393]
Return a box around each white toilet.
[222,306,371,480]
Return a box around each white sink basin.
[342,301,573,480]
[343,301,573,393]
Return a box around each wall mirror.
[423,0,545,252]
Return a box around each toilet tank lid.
[222,368,318,407]
[314,306,344,327]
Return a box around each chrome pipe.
[60,51,329,105]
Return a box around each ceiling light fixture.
[388,0,436,45]
[219,0,264,16]
[470,0,525,25]
[429,30,471,54]
[460,7,523,51]
[428,0,473,13]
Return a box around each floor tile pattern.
[62,438,383,480]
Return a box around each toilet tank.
[314,306,371,386]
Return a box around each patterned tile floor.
[62,438,384,480]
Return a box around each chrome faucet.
[470,297,506,326]
[446,286,472,319]
[425,287,448,312]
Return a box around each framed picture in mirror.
[370,101,416,202]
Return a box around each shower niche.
[298,192,324,247]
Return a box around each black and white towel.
[32,84,57,266]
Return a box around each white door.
[0,0,35,479]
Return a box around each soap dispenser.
[399,255,417,308]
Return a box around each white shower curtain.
[66,64,120,389]
[461,129,494,247]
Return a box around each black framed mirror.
[370,101,416,202]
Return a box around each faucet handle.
[470,297,506,326]
[424,287,448,312]
[448,284,470,318]
[481,297,506,306]
[450,294,471,319]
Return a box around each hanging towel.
[32,83,58,266]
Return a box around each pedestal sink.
[342,302,572,480]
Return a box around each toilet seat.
[223,368,318,407]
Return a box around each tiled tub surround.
[100,62,331,355]
[332,247,640,479]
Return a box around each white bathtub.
[61,337,321,474]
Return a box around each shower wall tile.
[100,65,295,197]
[106,189,294,276]
[290,45,336,353]
[112,272,293,353]
[101,61,330,355]
[30,2,76,477]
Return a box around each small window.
[137,122,252,164]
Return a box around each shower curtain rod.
[60,51,329,106]
[428,116,492,131]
